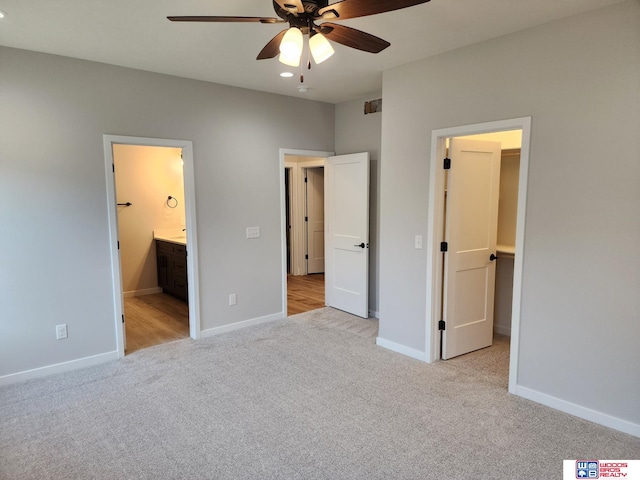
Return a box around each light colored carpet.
[1,307,638,479]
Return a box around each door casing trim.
[104,135,201,357]
[425,117,531,395]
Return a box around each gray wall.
[378,1,640,425]
[334,95,382,316]
[0,46,334,377]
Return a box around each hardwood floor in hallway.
[124,293,189,354]
[287,273,325,316]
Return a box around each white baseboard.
[123,287,162,298]
[200,312,284,338]
[368,309,380,319]
[494,324,511,336]
[376,336,429,362]
[0,350,119,387]
[514,385,640,438]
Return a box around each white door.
[442,139,501,359]
[306,168,325,274]
[325,152,369,318]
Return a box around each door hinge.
[304,177,308,183]
[112,163,115,173]
[438,320,446,331]
[305,216,308,222]
[305,254,308,260]
[117,241,120,250]
[122,314,125,324]
[443,158,451,170]
[440,241,448,252]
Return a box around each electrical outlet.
[246,227,260,239]
[415,235,423,249]
[229,293,237,306]
[56,324,68,340]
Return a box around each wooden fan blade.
[257,29,289,60]
[318,23,390,53]
[273,0,305,14]
[167,16,282,24]
[318,0,430,21]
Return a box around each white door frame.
[425,117,531,394]
[104,135,201,358]
[280,148,333,316]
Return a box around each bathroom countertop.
[153,229,187,246]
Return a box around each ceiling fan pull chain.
[307,17,313,70]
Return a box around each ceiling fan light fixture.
[279,27,303,59]
[309,32,334,64]
[170,0,430,63]
[280,71,294,78]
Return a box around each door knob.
[490,253,498,261]
[354,243,365,248]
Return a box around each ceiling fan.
[168,0,431,67]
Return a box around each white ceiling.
[0,0,625,104]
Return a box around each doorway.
[281,149,371,319]
[282,151,330,316]
[426,117,531,394]
[113,144,188,354]
[104,135,201,358]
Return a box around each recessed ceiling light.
[0,9,7,19]
[280,72,294,78]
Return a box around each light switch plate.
[246,227,260,239]
[415,235,423,249]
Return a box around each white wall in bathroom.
[113,145,185,296]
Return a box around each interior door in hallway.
[306,167,325,274]
[325,152,369,318]
[442,139,501,359]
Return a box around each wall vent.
[364,98,382,115]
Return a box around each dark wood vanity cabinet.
[156,240,188,301]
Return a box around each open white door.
[442,139,501,359]
[306,167,325,274]
[325,153,369,318]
